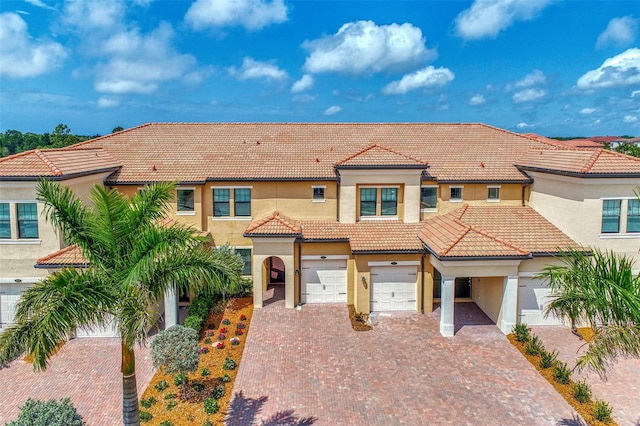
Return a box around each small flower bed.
[139,297,252,425]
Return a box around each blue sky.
[1,0,639,137]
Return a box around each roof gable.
[244,211,301,236]
[0,148,120,179]
[335,143,428,169]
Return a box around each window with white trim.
[312,186,325,202]
[381,188,397,215]
[627,199,640,233]
[17,203,38,239]
[487,186,500,202]
[177,189,195,212]
[0,203,9,239]
[601,200,621,233]
[421,187,437,210]
[234,188,251,217]
[236,248,252,275]
[360,188,377,216]
[213,189,230,217]
[450,186,463,202]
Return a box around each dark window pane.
[360,188,376,216]
[177,189,194,211]
[601,200,620,233]
[236,248,252,275]
[0,203,10,238]
[17,203,38,238]
[628,199,640,233]
[421,187,437,209]
[450,187,462,200]
[313,187,325,201]
[488,187,500,200]
[213,189,230,217]
[234,189,251,217]
[381,188,397,215]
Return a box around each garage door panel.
[301,259,347,304]
[371,266,417,312]
[518,278,564,326]
[1,283,33,331]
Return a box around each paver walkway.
[532,326,640,426]
[0,338,155,424]
[230,299,582,425]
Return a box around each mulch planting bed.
[139,297,253,425]
[508,332,616,426]
[347,305,372,331]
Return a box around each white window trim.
[210,216,252,221]
[0,239,42,245]
[176,187,196,214]
[312,185,326,203]
[449,185,464,203]
[421,185,438,212]
[359,215,398,221]
[209,185,253,190]
[487,185,501,203]
[234,246,253,276]
[301,255,349,260]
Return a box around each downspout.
[420,253,426,314]
[521,183,528,207]
[335,172,341,222]
[296,240,302,307]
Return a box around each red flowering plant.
[199,347,209,354]
[215,341,225,349]
[219,327,228,334]
[240,314,247,321]
[235,329,243,336]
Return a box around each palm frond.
[576,324,640,379]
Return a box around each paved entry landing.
[230,304,581,425]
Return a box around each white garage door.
[518,277,564,326]
[370,265,417,311]
[0,283,32,331]
[301,259,347,304]
[75,317,119,338]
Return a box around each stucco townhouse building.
[1,123,639,338]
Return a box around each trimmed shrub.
[140,397,156,409]
[572,380,592,404]
[184,315,204,333]
[151,325,200,400]
[174,373,188,387]
[139,411,152,422]
[203,420,214,426]
[221,373,231,383]
[165,393,176,400]
[6,398,85,426]
[159,421,174,426]
[539,349,558,369]
[201,367,210,377]
[166,400,178,411]
[155,380,168,392]
[593,400,613,422]
[553,361,572,385]
[525,335,544,356]
[192,381,205,392]
[512,323,531,343]
[223,357,236,370]
[203,398,219,415]
[211,384,225,400]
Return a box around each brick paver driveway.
[532,326,640,426]
[0,338,154,424]
[230,301,581,425]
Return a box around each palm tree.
[537,248,640,378]
[0,180,242,426]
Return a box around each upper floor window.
[360,188,377,216]
[17,203,38,239]
[234,189,251,217]
[421,187,437,210]
[487,186,500,202]
[381,188,397,215]
[312,186,325,202]
[213,189,230,217]
[177,189,195,212]
[450,187,463,202]
[601,200,621,233]
[628,199,640,233]
[0,203,10,239]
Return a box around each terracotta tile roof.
[516,148,640,176]
[64,123,566,183]
[244,211,301,236]
[418,205,581,259]
[300,220,424,252]
[36,245,88,267]
[0,148,119,179]
[335,144,428,168]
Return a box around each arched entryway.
[262,256,286,307]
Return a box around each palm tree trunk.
[121,341,140,426]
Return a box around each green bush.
[159,421,174,426]
[155,380,169,392]
[211,300,226,314]
[203,420,214,426]
[211,384,225,400]
[6,398,85,426]
[223,357,236,370]
[539,349,558,369]
[512,323,530,343]
[165,393,176,400]
[221,373,231,383]
[139,411,153,422]
[192,381,205,392]
[572,380,592,404]
[203,398,219,415]
[593,400,612,422]
[525,335,544,356]
[204,337,212,344]
[166,400,178,411]
[188,295,214,319]
[140,397,156,409]
[232,277,253,297]
[174,373,188,386]
[184,315,204,333]
[201,367,210,377]
[552,361,572,385]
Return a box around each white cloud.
[291,74,314,93]
[577,48,640,90]
[292,94,317,104]
[624,115,638,123]
[516,122,534,128]
[382,66,454,95]
[97,96,119,108]
[303,20,435,75]
[454,0,552,40]
[632,90,640,97]
[183,66,216,85]
[0,12,67,78]
[25,0,56,10]
[515,69,546,88]
[596,16,638,49]
[580,108,596,114]
[228,57,288,81]
[62,0,125,32]
[94,22,197,94]
[185,0,288,32]
[469,94,486,106]
[512,88,546,103]
[324,105,342,115]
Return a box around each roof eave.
[515,165,640,179]
[0,166,121,182]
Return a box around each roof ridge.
[34,149,63,176]
[439,223,472,256]
[580,149,603,173]
[335,143,428,166]
[66,123,154,149]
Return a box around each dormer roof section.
[244,211,302,237]
[334,143,428,169]
[515,148,640,177]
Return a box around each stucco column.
[500,275,519,334]
[164,286,178,328]
[285,256,295,309]
[439,276,455,337]
[252,255,264,309]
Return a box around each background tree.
[0,180,242,426]
[537,248,640,378]
[151,325,200,399]
[6,398,85,426]
[113,126,124,133]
